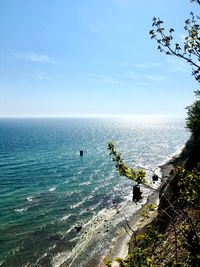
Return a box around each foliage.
[177,166,200,265]
[140,203,157,220]
[186,91,200,135]
[108,143,146,185]
[112,227,164,267]
[104,256,112,267]
[190,0,200,4]
[106,164,200,266]
[177,164,200,205]
[180,222,200,266]
[149,9,200,84]
[150,0,200,135]
[108,143,200,265]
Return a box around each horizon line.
[0,114,186,120]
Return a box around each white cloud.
[134,63,148,69]
[15,52,54,64]
[117,70,164,83]
[120,70,164,82]
[86,73,119,85]
[144,75,164,81]
[134,61,162,69]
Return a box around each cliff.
[124,135,200,266]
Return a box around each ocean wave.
[26,196,34,202]
[70,193,96,210]
[14,207,28,213]
[36,252,48,265]
[79,206,96,216]
[59,214,72,222]
[51,208,117,267]
[48,244,57,251]
[79,181,91,186]
[90,187,98,195]
[61,225,76,238]
[64,190,82,198]
[63,179,70,184]
[48,187,56,192]
[51,186,156,267]
[70,198,86,209]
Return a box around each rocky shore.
[98,155,176,266]
[104,135,198,267]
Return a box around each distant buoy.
[80,150,83,156]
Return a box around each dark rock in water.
[74,222,82,232]
[152,174,159,181]
[80,150,83,156]
[132,184,142,202]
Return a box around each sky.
[0,0,199,118]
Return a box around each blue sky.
[0,0,199,118]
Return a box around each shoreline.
[52,144,186,267]
[102,192,160,267]
[53,189,152,267]
[100,146,183,267]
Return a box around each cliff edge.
[125,135,200,266]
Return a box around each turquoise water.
[0,118,189,266]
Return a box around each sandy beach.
[100,192,160,267]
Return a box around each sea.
[0,118,189,267]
